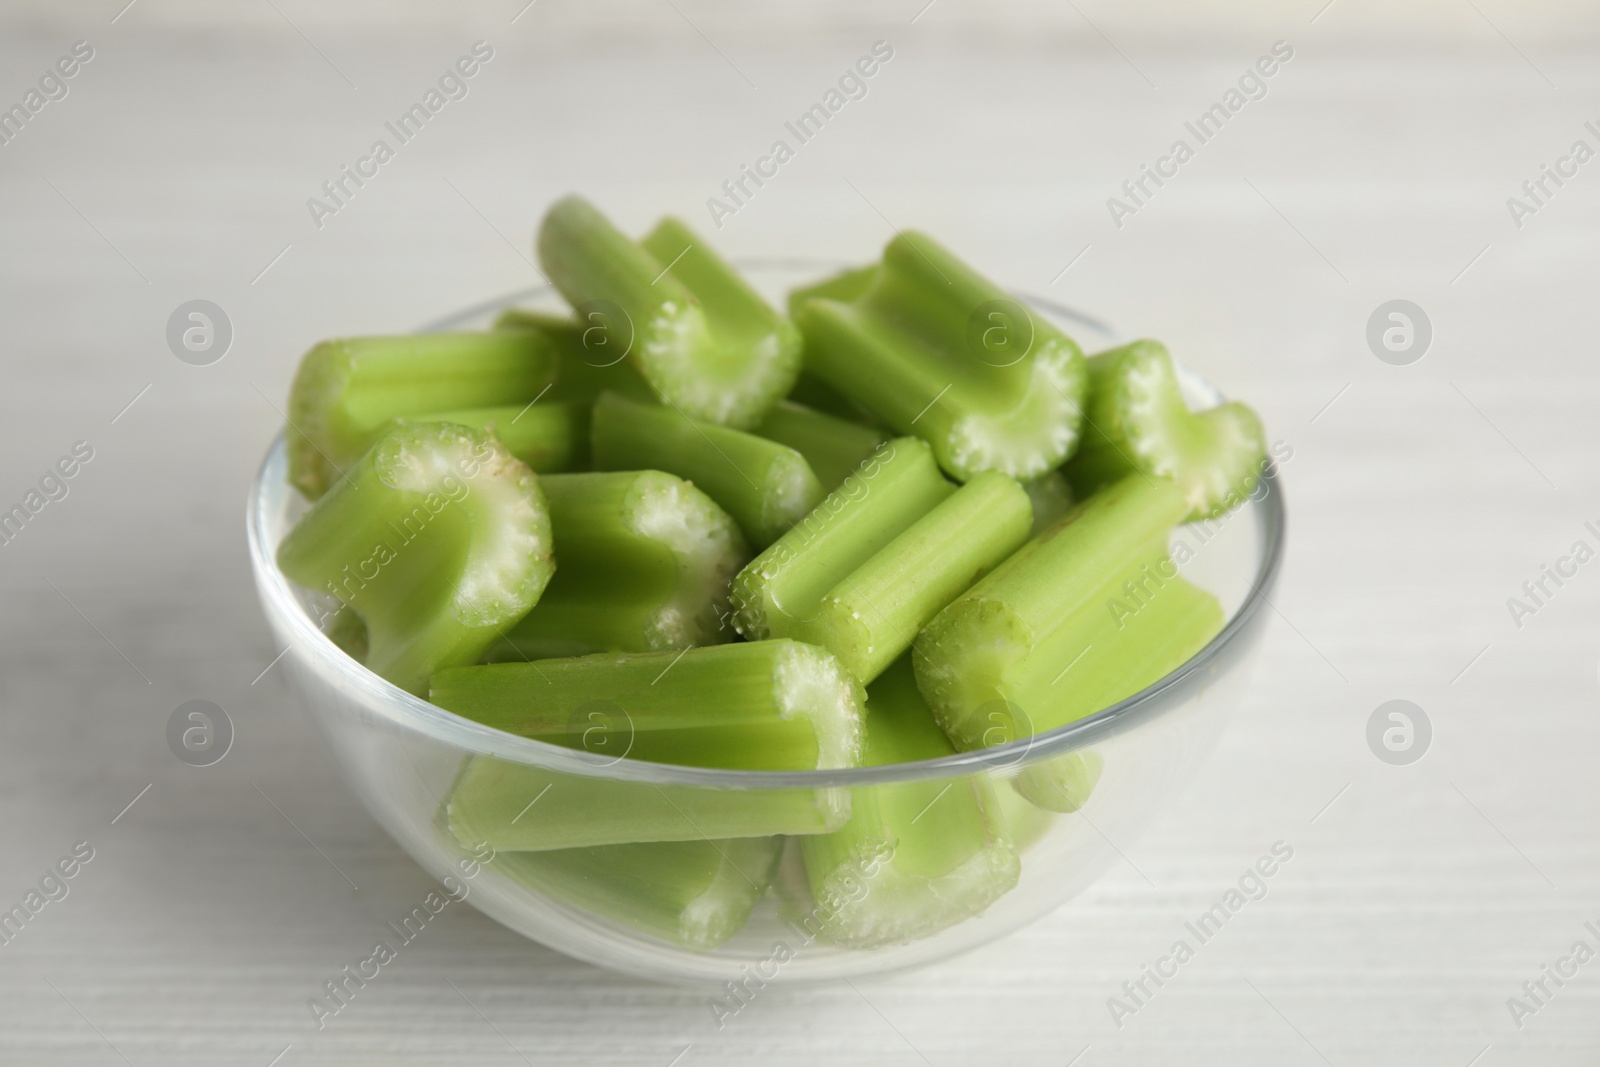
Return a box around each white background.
[1,0,1597,1063]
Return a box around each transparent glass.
[246,264,1285,984]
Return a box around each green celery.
[798,655,1019,948]
[493,308,656,404]
[488,470,748,659]
[411,402,588,473]
[446,756,848,851]
[913,474,1224,770]
[537,197,801,428]
[276,422,554,695]
[730,437,954,646]
[286,332,560,499]
[792,470,1033,685]
[790,235,1087,482]
[1021,469,1075,537]
[1066,339,1268,520]
[590,391,823,549]
[785,370,883,428]
[753,399,890,493]
[431,640,864,772]
[491,837,781,951]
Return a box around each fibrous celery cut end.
[775,641,866,771]
[944,336,1087,482]
[625,470,747,649]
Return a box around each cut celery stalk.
[286,333,560,499]
[793,470,1033,684]
[914,474,1224,756]
[990,774,1057,853]
[1012,749,1104,815]
[276,422,554,695]
[590,391,822,549]
[790,234,1087,482]
[1021,469,1075,537]
[537,197,801,428]
[799,656,1019,948]
[488,470,748,659]
[410,402,588,473]
[731,437,954,645]
[431,640,864,772]
[753,399,890,493]
[447,756,848,851]
[786,370,883,428]
[493,308,656,404]
[491,837,781,951]
[1066,339,1268,521]
[322,604,368,662]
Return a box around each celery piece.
[990,774,1057,853]
[446,756,848,850]
[1021,469,1075,537]
[753,400,890,494]
[493,309,656,405]
[731,437,954,645]
[431,639,864,772]
[793,470,1033,685]
[410,402,588,473]
[322,604,368,662]
[286,332,560,499]
[1067,339,1268,521]
[799,656,1019,948]
[276,422,554,695]
[537,197,801,428]
[491,837,781,951]
[1012,749,1105,815]
[914,474,1224,755]
[790,233,1086,482]
[489,470,748,659]
[590,391,822,549]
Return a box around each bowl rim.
[247,278,1285,789]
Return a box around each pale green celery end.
[537,195,695,322]
[590,391,821,548]
[490,837,782,951]
[446,756,850,851]
[430,640,864,772]
[276,423,553,694]
[285,332,560,499]
[754,399,890,493]
[991,775,1057,851]
[1012,749,1105,814]
[786,263,878,320]
[497,469,744,656]
[798,471,1032,684]
[730,437,952,641]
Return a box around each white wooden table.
[2,3,1597,1063]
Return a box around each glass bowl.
[246,263,1285,984]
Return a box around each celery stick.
[1012,749,1104,815]
[590,391,823,548]
[446,756,848,850]
[1021,469,1075,537]
[732,438,954,644]
[799,656,1019,948]
[790,233,1086,482]
[794,470,1033,684]
[1066,339,1267,520]
[276,422,554,695]
[786,370,883,428]
[914,474,1224,755]
[493,309,656,404]
[431,640,864,772]
[753,400,890,493]
[537,197,801,428]
[322,604,368,662]
[409,402,588,473]
[286,333,560,499]
[491,837,781,951]
[488,470,748,659]
[990,775,1057,853]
